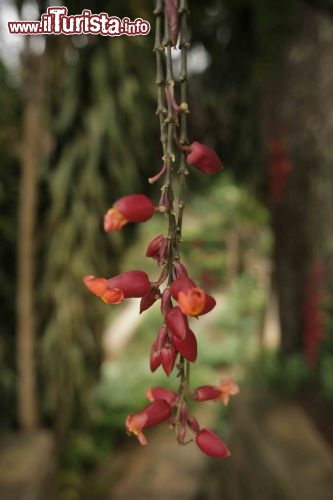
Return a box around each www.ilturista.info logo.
[8,7,151,36]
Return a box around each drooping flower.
[104,194,155,232]
[185,142,222,175]
[217,379,240,405]
[83,270,150,304]
[195,429,230,458]
[194,378,240,405]
[171,276,216,316]
[126,400,172,445]
[83,276,124,304]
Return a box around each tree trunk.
[16,46,46,429]
[261,5,333,355]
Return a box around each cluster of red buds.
[83,0,239,459]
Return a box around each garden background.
[1,0,333,498]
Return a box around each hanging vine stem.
[176,0,190,253]
[153,0,192,439]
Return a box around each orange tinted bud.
[178,287,206,316]
[104,207,128,232]
[83,276,125,304]
[104,194,155,232]
[102,288,124,304]
[83,275,108,296]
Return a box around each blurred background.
[1,0,333,499]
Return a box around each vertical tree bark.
[16,45,45,429]
[261,5,333,355]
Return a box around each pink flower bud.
[165,306,189,340]
[171,328,197,362]
[195,429,231,458]
[177,425,187,444]
[187,142,223,175]
[104,194,155,231]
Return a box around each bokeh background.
[1,0,333,499]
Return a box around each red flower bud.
[195,429,230,458]
[187,142,223,175]
[146,387,177,406]
[104,194,155,231]
[194,379,240,405]
[161,288,172,316]
[171,328,197,362]
[107,270,150,298]
[140,286,160,313]
[146,235,168,265]
[161,344,177,376]
[165,306,189,340]
[156,326,168,350]
[193,385,222,402]
[150,340,162,372]
[174,261,188,279]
